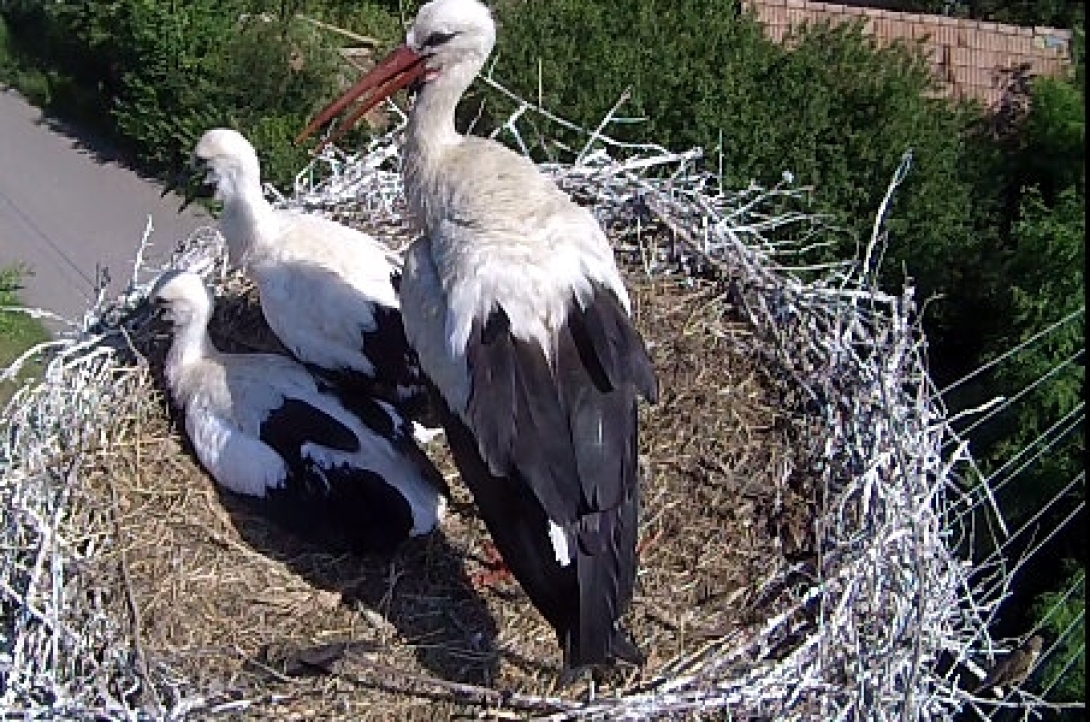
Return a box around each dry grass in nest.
[69,258,806,719]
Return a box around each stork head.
[191,128,262,201]
[297,0,495,148]
[149,270,214,330]
[407,0,496,67]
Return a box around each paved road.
[0,88,210,332]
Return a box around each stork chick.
[184,128,435,428]
[151,269,446,554]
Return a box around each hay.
[0,87,1015,720]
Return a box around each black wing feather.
[466,308,581,521]
[260,463,415,554]
[455,282,655,670]
[442,410,577,630]
[250,399,417,554]
[557,291,647,667]
[304,284,439,426]
[259,398,360,461]
[571,287,657,403]
[316,379,451,499]
[466,307,518,472]
[360,302,425,394]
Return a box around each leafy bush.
[107,2,350,177]
[0,265,50,407]
[983,186,1085,525]
[963,72,1084,685]
[0,14,53,106]
[1018,76,1085,201]
[105,1,229,169]
[0,0,399,186]
[1030,564,1085,703]
[489,1,991,335]
[975,73,1084,485]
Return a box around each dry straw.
[0,82,1035,719]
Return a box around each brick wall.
[745,0,1073,108]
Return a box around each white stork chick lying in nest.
[299,0,657,674]
[178,128,437,434]
[150,270,447,554]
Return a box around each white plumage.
[151,269,446,553]
[300,0,657,672]
[189,128,429,418]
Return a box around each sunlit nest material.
[0,84,1016,720]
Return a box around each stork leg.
[470,540,515,589]
[635,528,664,557]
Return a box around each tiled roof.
[745,0,1073,108]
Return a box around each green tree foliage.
[108,1,239,170]
[1018,76,1085,201]
[976,74,1084,526]
[962,73,1084,707]
[490,0,993,345]
[0,0,398,185]
[984,185,1084,527]
[302,0,403,40]
[845,0,1083,29]
[1029,564,1085,702]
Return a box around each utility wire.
[952,349,1084,440]
[953,404,1084,522]
[940,306,1084,397]
[1035,613,1086,702]
[996,476,1083,563]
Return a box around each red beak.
[296,44,426,150]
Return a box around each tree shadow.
[34,111,148,175]
[21,96,209,213]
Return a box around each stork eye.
[422,31,457,48]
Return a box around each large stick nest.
[1,93,1004,719]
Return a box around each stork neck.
[220,185,276,263]
[406,80,463,151]
[166,313,215,379]
[403,69,473,226]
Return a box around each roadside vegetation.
[0,1,403,186]
[0,266,50,406]
[0,0,1083,707]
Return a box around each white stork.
[183,128,435,426]
[299,0,657,672]
[150,269,447,554]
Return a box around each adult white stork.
[150,269,447,554]
[298,0,657,672]
[182,128,434,426]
